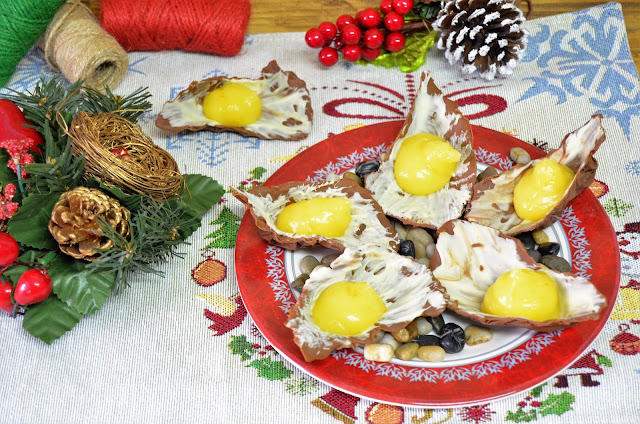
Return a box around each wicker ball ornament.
[433,0,528,80]
[69,112,184,201]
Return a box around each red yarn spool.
[100,0,251,56]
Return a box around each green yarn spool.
[0,0,67,87]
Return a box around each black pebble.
[527,248,542,262]
[439,322,465,354]
[355,160,380,181]
[538,242,561,256]
[427,315,445,335]
[414,334,441,347]
[540,255,572,273]
[399,240,416,258]
[515,232,536,250]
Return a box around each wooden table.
[248,0,640,73]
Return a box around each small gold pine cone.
[48,187,131,261]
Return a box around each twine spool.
[0,0,66,87]
[43,1,128,92]
[100,0,251,56]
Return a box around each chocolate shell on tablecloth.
[156,60,313,141]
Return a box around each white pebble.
[416,257,430,267]
[465,325,494,345]
[414,317,433,335]
[426,243,436,259]
[414,242,427,259]
[379,333,400,350]
[393,222,407,240]
[406,227,434,247]
[364,343,394,362]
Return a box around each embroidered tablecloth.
[1,2,639,423]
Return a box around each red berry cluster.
[305,0,415,66]
[0,232,52,314]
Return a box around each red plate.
[235,121,620,407]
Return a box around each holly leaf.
[0,151,20,199]
[22,296,83,344]
[539,392,575,416]
[228,335,255,361]
[1,264,29,284]
[597,355,612,367]
[179,174,224,216]
[48,253,116,315]
[7,192,60,250]
[530,384,545,398]
[247,357,293,381]
[357,30,438,73]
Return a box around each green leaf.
[0,150,20,197]
[179,174,224,216]
[597,355,612,367]
[1,264,29,284]
[247,357,293,381]
[85,178,147,212]
[49,253,116,315]
[22,296,83,344]
[539,392,575,416]
[228,335,255,361]
[357,30,438,73]
[7,192,60,250]
[162,198,202,240]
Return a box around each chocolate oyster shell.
[232,178,399,252]
[155,60,313,141]
[430,219,607,331]
[364,71,476,230]
[287,245,448,362]
[465,115,606,235]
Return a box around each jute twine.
[43,1,128,92]
[69,112,184,201]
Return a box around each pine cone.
[48,187,130,261]
[433,0,528,80]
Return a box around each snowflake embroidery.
[626,160,640,176]
[0,49,61,94]
[518,5,640,140]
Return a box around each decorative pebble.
[426,315,445,335]
[355,160,380,181]
[540,255,572,273]
[527,248,542,263]
[440,322,465,353]
[510,147,531,164]
[291,273,309,291]
[426,243,436,259]
[532,229,549,245]
[391,322,418,343]
[414,242,427,259]
[465,325,493,346]
[515,232,536,250]
[406,227,434,248]
[299,255,320,275]
[364,343,394,362]
[321,253,340,266]
[414,317,433,335]
[380,153,389,162]
[476,166,498,182]
[538,242,561,256]
[395,342,419,360]
[379,332,400,350]
[393,221,407,239]
[342,171,363,186]
[417,345,445,362]
[398,239,416,258]
[416,257,430,267]
[414,334,440,347]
